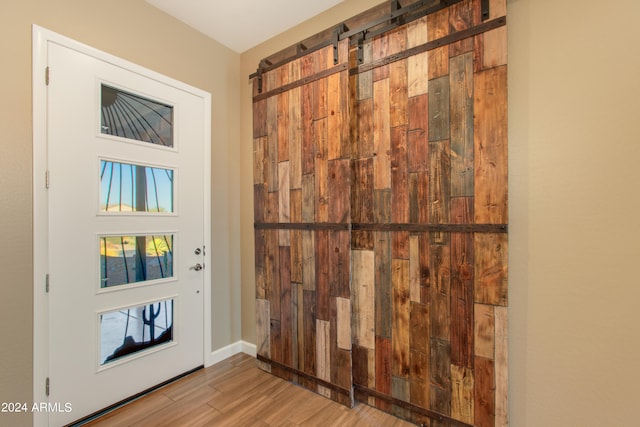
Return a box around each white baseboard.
[208,340,257,366]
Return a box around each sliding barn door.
[252,0,508,425]
[253,39,354,407]
[350,1,508,426]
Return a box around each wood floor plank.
[84,354,413,426]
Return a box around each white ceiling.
[146,0,344,53]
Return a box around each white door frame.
[32,25,213,426]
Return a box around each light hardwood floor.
[83,353,414,426]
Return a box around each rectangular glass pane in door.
[100,84,173,147]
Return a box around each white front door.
[42,36,210,426]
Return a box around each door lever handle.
[190,263,203,271]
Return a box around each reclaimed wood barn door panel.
[349,0,508,426]
[253,39,354,407]
[253,0,507,425]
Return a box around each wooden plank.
[265,191,279,223]
[373,78,391,190]
[391,376,410,418]
[448,0,474,57]
[391,126,409,224]
[316,319,331,398]
[373,189,392,224]
[450,52,474,197]
[375,231,392,339]
[303,290,317,380]
[474,232,508,306]
[481,27,507,70]
[313,63,328,120]
[302,230,315,291]
[255,230,266,299]
[352,249,375,350]
[289,87,302,190]
[428,76,450,142]
[427,7,450,79]
[419,233,431,305]
[429,140,451,244]
[253,137,267,185]
[329,230,351,299]
[408,92,428,133]
[253,98,267,138]
[390,59,408,128]
[429,339,451,417]
[409,235,420,303]
[430,244,451,341]
[409,349,430,409]
[292,282,302,370]
[314,118,329,223]
[351,229,374,251]
[336,297,351,350]
[351,158,374,224]
[410,300,429,354]
[357,40,373,100]
[392,259,410,379]
[375,336,392,412]
[474,357,495,427]
[256,299,270,358]
[339,70,351,161]
[451,365,474,424]
[407,16,429,97]
[290,189,302,225]
[278,90,290,162]
[266,96,279,192]
[474,65,507,224]
[372,32,390,82]
[392,231,410,261]
[327,72,342,160]
[408,129,428,172]
[280,246,292,367]
[495,305,508,427]
[265,230,280,320]
[315,230,330,321]
[327,159,350,224]
[301,173,315,222]
[356,98,374,158]
[278,162,291,224]
[450,197,474,369]
[301,84,315,175]
[253,184,266,224]
[474,303,495,360]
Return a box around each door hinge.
[45,377,50,397]
[45,170,50,189]
[45,66,50,85]
[45,274,50,293]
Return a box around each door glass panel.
[100,84,173,147]
[100,235,174,288]
[100,299,174,365]
[100,160,174,213]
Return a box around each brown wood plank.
[256,299,270,358]
[327,72,343,160]
[301,173,315,222]
[450,52,474,197]
[351,229,374,251]
[474,65,507,224]
[390,59,408,128]
[375,231,392,339]
[407,16,429,97]
[474,303,495,360]
[356,98,374,158]
[313,63,328,120]
[292,281,300,370]
[392,376,410,419]
[314,119,329,223]
[409,348,430,409]
[357,40,374,100]
[392,259,411,379]
[280,246,292,367]
[495,305,508,427]
[265,191,279,223]
[392,230,410,261]
[451,365,474,424]
[255,230,266,299]
[409,235,421,303]
[289,87,302,190]
[375,336,392,412]
[373,78,391,190]
[430,244,451,341]
[352,249,375,350]
[429,140,451,244]
[302,230,316,291]
[372,32,390,82]
[253,184,266,224]
[410,303,430,409]
[408,129,428,173]
[419,233,431,305]
[303,290,317,381]
[266,96,279,192]
[265,230,280,320]
[450,197,474,369]
[474,232,508,306]
[391,126,409,224]
[448,0,474,57]
[351,157,374,224]
[278,91,290,162]
[427,7,450,79]
[253,98,267,138]
[374,189,392,224]
[316,319,331,398]
[428,76,450,142]
[301,84,315,175]
[315,230,330,322]
[408,92,428,133]
[278,162,291,224]
[474,357,495,427]
[328,159,350,224]
[429,338,451,418]
[329,230,350,299]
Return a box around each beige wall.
[0,1,241,425]
[240,0,640,426]
[2,0,640,426]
